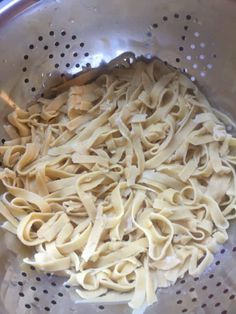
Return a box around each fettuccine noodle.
[0,54,236,310]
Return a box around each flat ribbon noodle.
[0,56,236,311]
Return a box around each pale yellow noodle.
[0,55,236,311]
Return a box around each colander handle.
[0,0,39,27]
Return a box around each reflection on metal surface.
[0,0,22,14]
[0,0,39,27]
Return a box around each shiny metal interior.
[0,0,236,313]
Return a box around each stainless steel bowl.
[0,1,236,313]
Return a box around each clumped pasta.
[0,54,236,310]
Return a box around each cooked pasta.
[0,54,236,310]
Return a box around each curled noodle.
[0,54,236,310]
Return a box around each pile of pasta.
[0,55,236,310]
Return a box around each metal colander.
[0,0,236,313]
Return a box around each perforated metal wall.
[0,1,236,313]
